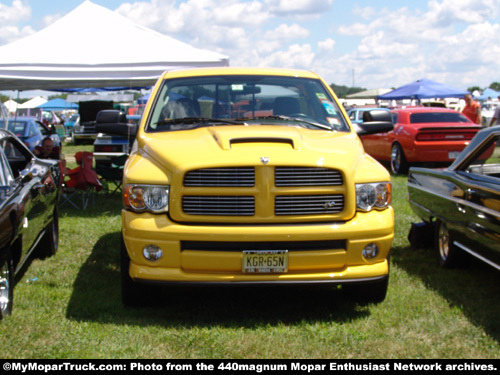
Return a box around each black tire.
[435,220,461,268]
[390,143,409,174]
[120,235,144,307]
[37,208,59,259]
[343,275,389,305]
[0,248,14,320]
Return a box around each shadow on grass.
[391,243,500,343]
[66,231,373,327]
[59,192,122,218]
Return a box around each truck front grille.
[275,167,343,186]
[184,167,255,187]
[183,196,255,216]
[275,195,344,215]
[181,167,345,218]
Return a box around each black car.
[408,125,500,271]
[0,128,61,320]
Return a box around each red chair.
[61,152,102,209]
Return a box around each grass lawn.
[1,143,499,359]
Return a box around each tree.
[467,86,482,93]
[489,82,500,91]
[329,83,366,98]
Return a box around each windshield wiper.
[243,115,333,131]
[155,117,244,127]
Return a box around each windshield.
[7,120,28,138]
[146,75,349,133]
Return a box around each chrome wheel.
[435,220,460,268]
[390,144,408,174]
[437,222,450,262]
[0,252,13,319]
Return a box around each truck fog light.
[362,243,379,259]
[143,245,163,261]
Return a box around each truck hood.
[135,125,365,175]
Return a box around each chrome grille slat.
[183,196,255,216]
[184,167,255,187]
[275,195,344,215]
[275,167,343,186]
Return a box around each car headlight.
[124,184,169,213]
[356,182,391,212]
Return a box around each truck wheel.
[390,143,408,174]
[0,248,14,320]
[121,235,149,307]
[435,220,461,268]
[343,275,389,305]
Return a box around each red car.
[361,107,482,174]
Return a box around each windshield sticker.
[327,117,340,125]
[231,84,244,91]
[316,93,327,100]
[323,102,336,115]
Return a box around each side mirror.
[95,110,138,138]
[355,110,393,136]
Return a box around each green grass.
[1,149,499,359]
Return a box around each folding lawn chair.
[96,154,127,195]
[60,151,102,209]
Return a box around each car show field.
[0,143,498,358]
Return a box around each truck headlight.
[356,182,391,212]
[124,184,169,213]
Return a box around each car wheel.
[390,143,409,174]
[37,208,59,259]
[0,249,14,320]
[435,220,461,268]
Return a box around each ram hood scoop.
[138,125,363,172]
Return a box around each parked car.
[93,114,138,172]
[7,116,61,154]
[407,126,500,271]
[0,128,61,319]
[361,107,482,174]
[96,67,395,307]
[347,107,390,125]
[65,114,80,134]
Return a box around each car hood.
[130,125,365,180]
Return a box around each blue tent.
[378,79,470,100]
[477,88,500,101]
[137,93,151,104]
[36,98,78,110]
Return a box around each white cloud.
[264,23,310,40]
[258,43,315,69]
[265,0,333,16]
[0,0,31,23]
[428,0,500,25]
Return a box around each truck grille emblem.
[324,201,336,209]
[260,157,270,164]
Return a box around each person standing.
[462,94,482,125]
[489,96,500,127]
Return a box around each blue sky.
[1,0,500,97]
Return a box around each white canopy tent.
[0,0,229,92]
[18,96,47,108]
[3,99,19,113]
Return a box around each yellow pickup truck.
[96,67,394,306]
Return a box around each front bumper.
[122,207,394,284]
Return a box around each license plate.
[242,250,288,273]
[449,151,460,159]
